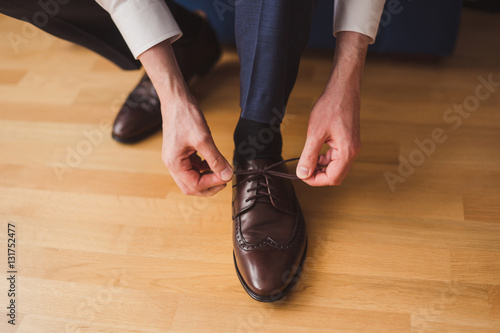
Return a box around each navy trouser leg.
[235,0,318,124]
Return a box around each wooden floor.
[1,9,499,333]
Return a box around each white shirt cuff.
[333,0,386,44]
[96,0,182,59]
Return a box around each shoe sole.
[233,239,308,303]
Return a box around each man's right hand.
[138,40,232,196]
[161,93,233,196]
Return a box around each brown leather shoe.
[232,158,307,302]
[112,16,221,143]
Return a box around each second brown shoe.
[112,16,221,143]
[232,158,307,302]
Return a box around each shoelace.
[233,158,299,203]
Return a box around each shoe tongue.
[234,157,279,171]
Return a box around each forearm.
[326,31,370,94]
[137,40,193,115]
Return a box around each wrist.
[327,31,370,90]
[138,40,191,109]
[323,72,361,100]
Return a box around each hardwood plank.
[170,299,411,333]
[0,9,499,333]
[451,250,500,285]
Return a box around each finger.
[196,172,228,190]
[297,135,324,179]
[302,157,353,187]
[179,169,227,194]
[171,155,227,195]
[169,172,193,195]
[198,184,227,197]
[196,138,233,182]
[317,149,333,167]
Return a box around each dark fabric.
[0,0,201,70]
[168,0,203,45]
[0,0,139,69]
[178,0,462,56]
[235,0,318,124]
[1,0,319,125]
[233,117,283,163]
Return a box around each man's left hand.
[296,84,361,186]
[296,31,369,186]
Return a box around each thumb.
[196,137,233,182]
[297,135,323,179]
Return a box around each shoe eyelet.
[245,199,249,202]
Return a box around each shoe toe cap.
[234,242,306,301]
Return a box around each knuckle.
[308,133,324,145]
[340,144,359,162]
[161,152,169,164]
[326,174,343,186]
[331,179,342,186]
[180,185,197,196]
[210,155,223,170]
[162,154,175,169]
[193,132,211,148]
[350,142,361,157]
[302,153,317,163]
[346,150,356,160]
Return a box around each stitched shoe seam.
[235,214,302,250]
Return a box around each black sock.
[233,117,283,163]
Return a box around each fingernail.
[297,166,309,179]
[221,167,233,181]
